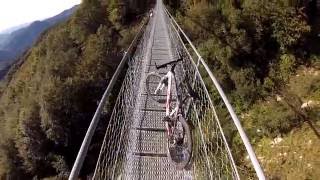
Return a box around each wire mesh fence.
[163,4,241,180]
[92,16,153,179]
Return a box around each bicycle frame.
[149,59,193,168]
[155,69,181,135]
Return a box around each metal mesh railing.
[163,6,239,180]
[163,4,264,179]
[92,15,154,179]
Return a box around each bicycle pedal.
[176,137,184,145]
[162,116,171,122]
[168,136,175,145]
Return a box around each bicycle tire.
[145,72,167,106]
[167,114,192,170]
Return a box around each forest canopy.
[0,0,319,179]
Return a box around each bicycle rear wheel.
[145,72,168,105]
[167,114,192,170]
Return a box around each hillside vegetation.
[1,0,319,179]
[0,6,77,80]
[0,0,152,179]
[165,0,320,178]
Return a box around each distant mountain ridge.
[0,50,13,62]
[0,23,30,34]
[0,5,78,78]
[0,34,9,46]
[0,21,51,53]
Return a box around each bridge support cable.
[92,19,154,179]
[163,5,265,180]
[162,8,238,180]
[69,17,149,180]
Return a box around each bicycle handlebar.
[155,51,183,70]
[155,58,182,70]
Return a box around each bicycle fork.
[164,71,174,137]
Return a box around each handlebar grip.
[155,62,167,69]
[154,55,183,70]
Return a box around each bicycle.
[145,55,194,169]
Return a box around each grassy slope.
[255,124,320,179]
[244,63,320,179]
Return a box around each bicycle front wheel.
[145,72,168,105]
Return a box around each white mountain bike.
[145,56,194,169]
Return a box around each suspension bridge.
[69,0,265,179]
